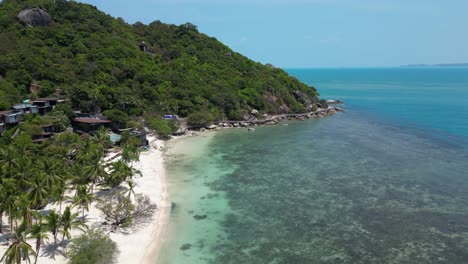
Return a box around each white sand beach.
[0,135,169,264]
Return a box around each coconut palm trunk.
[34,238,40,264]
[0,210,3,233]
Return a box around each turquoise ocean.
[158,68,468,264]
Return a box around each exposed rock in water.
[180,243,192,251]
[18,8,53,27]
[326,99,344,105]
[193,214,208,220]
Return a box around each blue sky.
[79,0,468,68]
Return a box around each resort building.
[32,97,59,115]
[31,124,57,143]
[72,117,112,134]
[12,103,39,114]
[0,110,23,126]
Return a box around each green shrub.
[187,111,214,127]
[148,118,173,139]
[102,109,129,130]
[68,229,118,264]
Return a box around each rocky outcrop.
[18,8,53,27]
[293,90,317,110]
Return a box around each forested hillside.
[0,0,323,121]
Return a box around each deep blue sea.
[159,68,468,264]
[288,68,468,147]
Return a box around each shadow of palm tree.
[41,242,67,260]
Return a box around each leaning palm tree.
[1,225,36,264]
[72,185,94,223]
[45,210,61,246]
[27,222,49,264]
[60,206,85,241]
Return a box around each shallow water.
[158,68,468,264]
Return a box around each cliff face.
[0,0,321,119]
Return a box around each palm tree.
[72,185,94,223]
[121,137,141,165]
[27,172,49,209]
[1,226,36,264]
[3,191,19,237]
[45,210,61,246]
[0,184,8,233]
[107,161,140,188]
[0,145,19,178]
[27,222,48,264]
[91,126,112,150]
[16,195,35,228]
[52,182,68,214]
[39,158,63,190]
[60,206,85,241]
[12,157,33,190]
[124,180,137,199]
[48,110,70,132]
[82,148,107,192]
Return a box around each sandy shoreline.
[0,135,170,264]
[113,135,169,264]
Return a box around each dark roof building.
[72,118,112,134]
[33,98,59,115]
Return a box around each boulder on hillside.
[18,8,53,27]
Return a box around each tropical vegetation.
[0,0,324,125]
[68,229,118,264]
[0,127,151,263]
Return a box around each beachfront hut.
[72,117,112,134]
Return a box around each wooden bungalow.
[72,117,112,134]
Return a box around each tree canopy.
[0,0,322,120]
